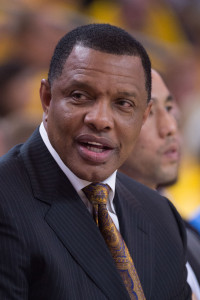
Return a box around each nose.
[84,100,114,132]
[157,110,177,138]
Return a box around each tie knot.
[83,183,110,205]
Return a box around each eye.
[71,91,88,101]
[165,105,173,112]
[116,99,134,108]
[70,91,92,104]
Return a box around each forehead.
[58,45,147,93]
[151,71,172,105]
[65,45,144,70]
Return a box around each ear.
[142,99,152,125]
[40,79,51,127]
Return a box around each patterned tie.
[83,183,146,300]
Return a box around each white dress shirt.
[39,122,120,230]
[186,262,200,300]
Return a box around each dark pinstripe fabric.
[0,129,191,299]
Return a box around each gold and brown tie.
[83,183,146,300]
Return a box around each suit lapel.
[21,130,130,299]
[114,177,154,299]
[45,185,130,299]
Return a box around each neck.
[138,178,156,190]
[120,169,157,190]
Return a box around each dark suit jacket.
[0,129,191,299]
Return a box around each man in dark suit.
[120,69,200,299]
[0,24,191,299]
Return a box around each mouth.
[163,144,180,162]
[76,135,115,163]
[81,141,111,153]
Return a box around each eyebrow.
[66,80,91,89]
[165,94,174,102]
[151,94,174,103]
[63,80,138,98]
[61,80,93,94]
[117,91,137,98]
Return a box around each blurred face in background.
[120,69,181,189]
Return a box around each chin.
[77,168,112,183]
[157,177,178,189]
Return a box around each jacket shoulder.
[116,171,186,248]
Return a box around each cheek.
[119,123,143,158]
[139,136,153,152]
[47,107,72,146]
[124,120,144,144]
[48,102,78,130]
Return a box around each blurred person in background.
[10,9,68,69]
[172,94,200,235]
[0,61,38,117]
[0,113,41,156]
[163,50,200,233]
[120,69,200,300]
[0,0,92,69]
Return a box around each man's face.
[40,45,151,182]
[121,70,181,188]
